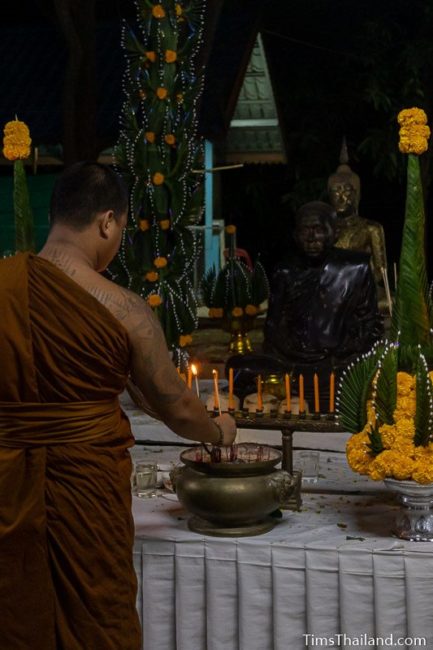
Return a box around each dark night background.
[1,0,432,278]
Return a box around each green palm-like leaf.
[251,261,269,306]
[391,154,433,354]
[367,423,385,457]
[374,344,398,425]
[14,160,35,252]
[414,353,433,447]
[337,345,382,433]
[201,268,216,307]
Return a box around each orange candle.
[212,369,221,414]
[284,373,291,413]
[329,371,335,413]
[314,372,320,413]
[228,367,234,409]
[299,374,304,413]
[191,363,200,397]
[187,365,193,389]
[257,374,263,411]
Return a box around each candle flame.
[191,363,198,376]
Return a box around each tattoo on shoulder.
[42,247,78,277]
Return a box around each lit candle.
[299,374,304,413]
[191,363,200,397]
[329,372,335,413]
[257,374,263,411]
[284,373,291,413]
[187,365,193,389]
[212,369,221,414]
[314,372,320,413]
[228,367,234,410]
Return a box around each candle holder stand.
[225,411,345,510]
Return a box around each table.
[131,448,433,650]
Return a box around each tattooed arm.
[104,285,236,445]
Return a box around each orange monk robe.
[0,253,141,649]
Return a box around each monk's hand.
[213,413,237,447]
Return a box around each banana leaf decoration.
[373,343,398,426]
[336,345,381,433]
[414,352,433,447]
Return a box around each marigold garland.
[145,131,155,143]
[159,219,170,230]
[139,219,150,232]
[225,225,236,235]
[179,334,193,347]
[145,51,156,63]
[398,107,430,155]
[152,5,165,18]
[145,271,159,282]
[232,307,243,317]
[164,134,176,146]
[346,372,433,484]
[165,50,177,63]
[156,87,168,100]
[245,304,258,316]
[208,307,223,318]
[3,120,32,161]
[154,256,168,268]
[147,294,162,308]
[152,172,165,185]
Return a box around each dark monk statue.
[227,201,383,409]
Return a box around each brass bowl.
[173,444,293,537]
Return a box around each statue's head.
[327,164,360,217]
[294,201,337,261]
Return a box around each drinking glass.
[297,451,320,484]
[135,462,158,498]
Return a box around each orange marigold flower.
[156,87,168,100]
[176,92,184,103]
[145,271,159,282]
[165,50,177,63]
[225,225,236,235]
[159,219,170,230]
[152,172,165,185]
[3,119,32,161]
[139,219,150,231]
[232,307,243,318]
[145,51,156,62]
[179,334,193,347]
[152,4,165,18]
[164,134,176,146]
[154,256,168,268]
[145,131,155,143]
[245,304,258,316]
[175,3,183,16]
[147,294,162,307]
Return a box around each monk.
[0,161,236,649]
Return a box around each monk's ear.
[98,211,115,239]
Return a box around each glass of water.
[297,451,320,484]
[135,462,158,498]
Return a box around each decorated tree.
[111,0,206,368]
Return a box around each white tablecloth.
[132,450,433,650]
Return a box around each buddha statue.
[327,139,388,291]
[227,201,383,410]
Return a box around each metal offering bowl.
[172,443,294,537]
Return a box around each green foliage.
[112,0,205,360]
[374,344,398,426]
[367,423,385,457]
[337,346,381,433]
[414,353,433,447]
[391,155,433,353]
[14,160,35,252]
[201,233,269,319]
